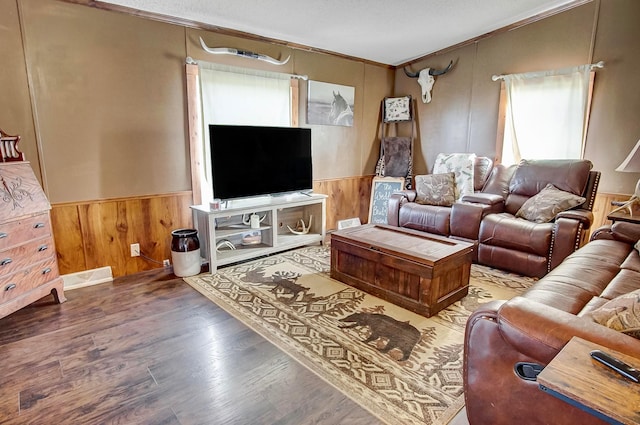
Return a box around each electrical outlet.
[130,243,140,257]
[163,259,170,267]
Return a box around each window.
[496,64,595,166]
[185,62,299,204]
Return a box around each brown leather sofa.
[463,221,640,425]
[387,159,600,277]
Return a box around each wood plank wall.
[50,176,376,278]
[49,176,630,279]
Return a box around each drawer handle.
[38,245,48,252]
[42,267,52,275]
[0,258,12,266]
[0,232,7,239]
[5,284,16,292]
[34,222,46,229]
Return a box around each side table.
[537,336,640,425]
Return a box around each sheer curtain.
[198,63,291,202]
[501,64,592,166]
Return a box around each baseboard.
[62,266,113,291]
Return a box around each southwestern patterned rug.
[183,246,535,425]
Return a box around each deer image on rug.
[340,312,421,361]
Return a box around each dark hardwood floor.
[0,268,382,424]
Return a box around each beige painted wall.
[2,0,394,204]
[5,0,639,204]
[395,0,640,194]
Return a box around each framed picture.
[383,96,412,123]
[307,80,355,127]
[368,176,405,224]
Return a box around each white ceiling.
[100,0,581,66]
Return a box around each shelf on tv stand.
[191,193,327,273]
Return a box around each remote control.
[590,350,640,383]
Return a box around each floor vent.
[62,266,113,291]
[337,217,362,230]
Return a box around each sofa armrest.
[548,216,591,271]
[555,208,593,228]
[450,202,488,241]
[592,221,640,244]
[460,192,505,213]
[387,191,417,226]
[497,297,640,363]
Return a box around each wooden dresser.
[0,161,66,319]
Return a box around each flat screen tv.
[209,124,312,201]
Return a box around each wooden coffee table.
[330,224,473,317]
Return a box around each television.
[209,124,313,201]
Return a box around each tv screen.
[209,125,312,200]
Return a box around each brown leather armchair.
[470,159,600,277]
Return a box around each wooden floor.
[0,268,384,424]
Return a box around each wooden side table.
[607,209,640,225]
[537,336,640,425]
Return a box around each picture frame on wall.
[307,80,355,127]
[383,95,412,123]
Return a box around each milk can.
[171,228,201,277]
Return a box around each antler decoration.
[199,37,290,65]
[287,215,313,235]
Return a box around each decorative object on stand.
[383,95,412,123]
[610,138,640,216]
[403,60,454,103]
[287,215,313,235]
[241,230,262,245]
[368,176,405,224]
[0,128,24,162]
[215,239,236,252]
[199,36,290,65]
[376,96,415,188]
[307,80,354,126]
[243,212,267,229]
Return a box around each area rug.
[183,246,535,425]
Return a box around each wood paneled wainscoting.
[49,178,626,279]
[49,176,376,278]
[51,192,194,278]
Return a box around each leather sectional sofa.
[463,221,640,425]
[387,158,600,277]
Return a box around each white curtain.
[501,64,592,166]
[198,63,291,202]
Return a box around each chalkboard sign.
[368,177,405,224]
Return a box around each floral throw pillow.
[516,183,585,223]
[433,153,476,200]
[591,289,640,339]
[414,173,456,206]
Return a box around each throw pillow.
[591,289,640,339]
[414,173,456,206]
[432,153,476,201]
[515,183,586,223]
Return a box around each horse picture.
[307,80,355,127]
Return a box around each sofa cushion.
[505,159,592,214]
[433,153,476,200]
[515,184,586,223]
[591,289,640,339]
[397,203,451,236]
[479,212,553,256]
[414,172,456,206]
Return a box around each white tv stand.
[191,193,326,273]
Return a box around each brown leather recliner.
[387,157,500,252]
[470,159,600,277]
[463,221,640,425]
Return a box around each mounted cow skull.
[403,60,454,103]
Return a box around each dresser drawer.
[0,213,52,251]
[0,236,56,276]
[0,257,60,304]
